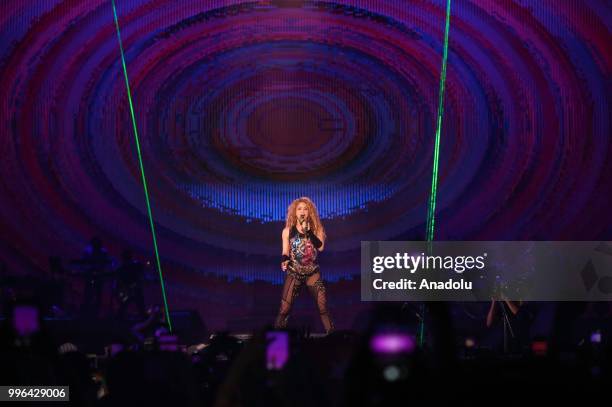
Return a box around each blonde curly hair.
[285,197,326,241]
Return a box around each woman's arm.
[303,220,325,252]
[503,299,521,315]
[499,292,521,315]
[281,227,290,271]
[303,221,325,252]
[315,230,325,252]
[486,299,496,328]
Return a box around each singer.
[274,197,335,334]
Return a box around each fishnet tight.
[274,272,334,333]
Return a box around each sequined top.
[287,225,319,276]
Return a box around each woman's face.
[295,202,309,221]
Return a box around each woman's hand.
[281,260,290,271]
[298,216,310,232]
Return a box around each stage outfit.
[274,226,334,333]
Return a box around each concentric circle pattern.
[0,1,610,284]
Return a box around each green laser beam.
[420,0,452,347]
[426,0,452,243]
[111,0,173,332]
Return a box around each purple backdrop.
[0,0,610,328]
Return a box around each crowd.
[1,301,611,406]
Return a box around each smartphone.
[13,304,40,337]
[266,331,289,370]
